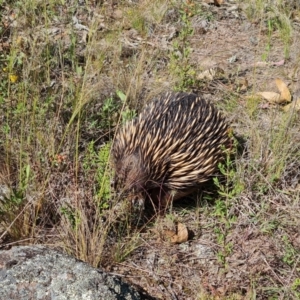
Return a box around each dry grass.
[1,0,300,298]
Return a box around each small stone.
[113,9,123,19]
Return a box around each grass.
[241,0,293,58]
[1,0,300,298]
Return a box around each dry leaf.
[282,98,300,112]
[197,67,224,81]
[174,223,188,243]
[275,78,291,102]
[272,59,285,66]
[237,77,248,91]
[214,0,224,5]
[252,61,269,68]
[257,92,282,104]
[164,229,177,239]
[163,223,189,244]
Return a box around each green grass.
[241,0,293,58]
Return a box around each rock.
[0,245,153,300]
[113,9,123,20]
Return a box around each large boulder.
[0,245,153,300]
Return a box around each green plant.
[96,142,111,210]
[214,140,244,199]
[97,91,136,131]
[243,0,293,59]
[282,235,299,266]
[169,4,195,91]
[99,97,118,129]
[81,141,111,211]
[0,163,36,240]
[292,278,300,298]
[261,19,273,61]
[211,145,243,267]
[274,13,292,57]
[112,233,142,263]
[60,206,78,229]
[126,7,146,36]
[116,90,137,123]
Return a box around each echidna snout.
[112,92,231,210]
[114,152,151,210]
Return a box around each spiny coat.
[112,92,231,208]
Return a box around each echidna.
[112,92,231,210]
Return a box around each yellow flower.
[9,74,18,83]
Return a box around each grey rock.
[0,245,153,300]
[0,183,10,202]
